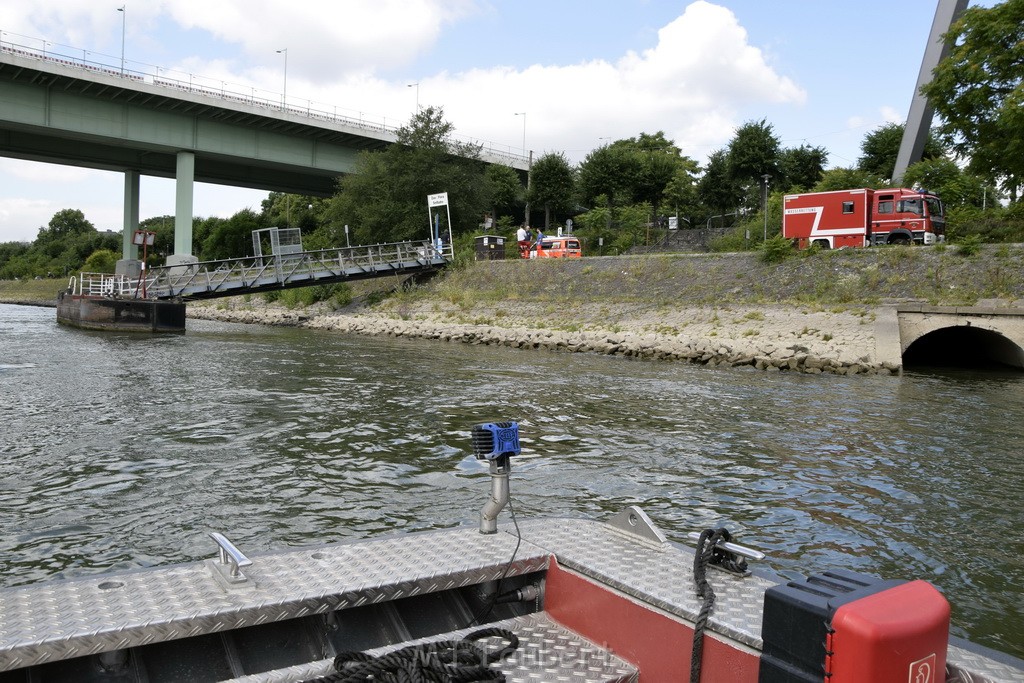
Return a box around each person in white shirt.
[516,226,530,258]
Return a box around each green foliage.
[260,193,326,231]
[139,215,175,266]
[528,152,575,227]
[199,208,264,260]
[758,234,794,263]
[779,144,828,192]
[485,164,524,220]
[325,106,490,245]
[82,249,118,273]
[576,132,698,227]
[945,203,1024,243]
[577,144,637,208]
[708,226,748,253]
[857,123,945,180]
[35,208,95,243]
[733,193,784,247]
[0,208,120,278]
[902,158,990,208]
[571,202,653,254]
[922,0,1024,201]
[957,234,983,257]
[727,119,782,189]
[698,149,741,215]
[812,168,885,193]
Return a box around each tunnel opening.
[903,326,1024,371]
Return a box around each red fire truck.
[782,188,945,249]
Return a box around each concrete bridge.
[0,38,527,269]
[875,304,1024,370]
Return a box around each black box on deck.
[759,569,903,682]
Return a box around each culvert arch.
[897,306,1024,370]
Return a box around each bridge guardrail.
[0,38,530,168]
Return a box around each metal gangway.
[68,239,450,302]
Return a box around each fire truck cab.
[783,188,944,249]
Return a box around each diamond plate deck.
[516,517,774,650]
[1,514,1021,682]
[0,526,548,672]
[519,517,1024,683]
[228,612,638,683]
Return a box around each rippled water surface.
[1,303,1022,657]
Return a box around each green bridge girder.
[0,44,529,266]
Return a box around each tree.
[725,119,782,217]
[857,123,945,180]
[922,0,1024,201]
[902,158,990,208]
[662,158,702,226]
[577,144,638,210]
[812,168,886,193]
[36,209,95,244]
[698,149,741,218]
[261,193,325,232]
[484,164,523,229]
[200,209,263,260]
[779,144,828,192]
[82,249,118,273]
[139,215,175,265]
[527,152,575,229]
[325,106,490,245]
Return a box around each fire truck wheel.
[889,235,912,246]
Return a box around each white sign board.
[427,192,449,208]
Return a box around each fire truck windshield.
[898,198,923,215]
[924,197,943,217]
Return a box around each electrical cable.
[466,478,522,629]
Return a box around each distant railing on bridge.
[69,240,451,301]
[0,32,530,168]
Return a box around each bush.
[957,234,982,257]
[82,249,119,273]
[758,234,794,263]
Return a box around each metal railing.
[71,240,450,301]
[0,32,530,168]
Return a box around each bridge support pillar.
[115,170,143,278]
[167,151,198,272]
[121,170,140,260]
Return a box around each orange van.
[528,236,582,259]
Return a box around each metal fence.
[71,240,450,301]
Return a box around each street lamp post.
[407,82,419,114]
[762,174,771,242]
[276,48,288,108]
[514,112,527,155]
[117,6,126,75]
[515,112,530,227]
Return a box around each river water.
[1,303,1022,658]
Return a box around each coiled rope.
[690,527,731,683]
[305,626,519,683]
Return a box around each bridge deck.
[72,240,449,302]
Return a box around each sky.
[0,0,989,243]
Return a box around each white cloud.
[0,1,811,240]
[0,198,58,242]
[404,1,804,162]
[0,159,94,184]
[880,105,904,123]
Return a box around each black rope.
[305,627,519,683]
[690,527,730,683]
